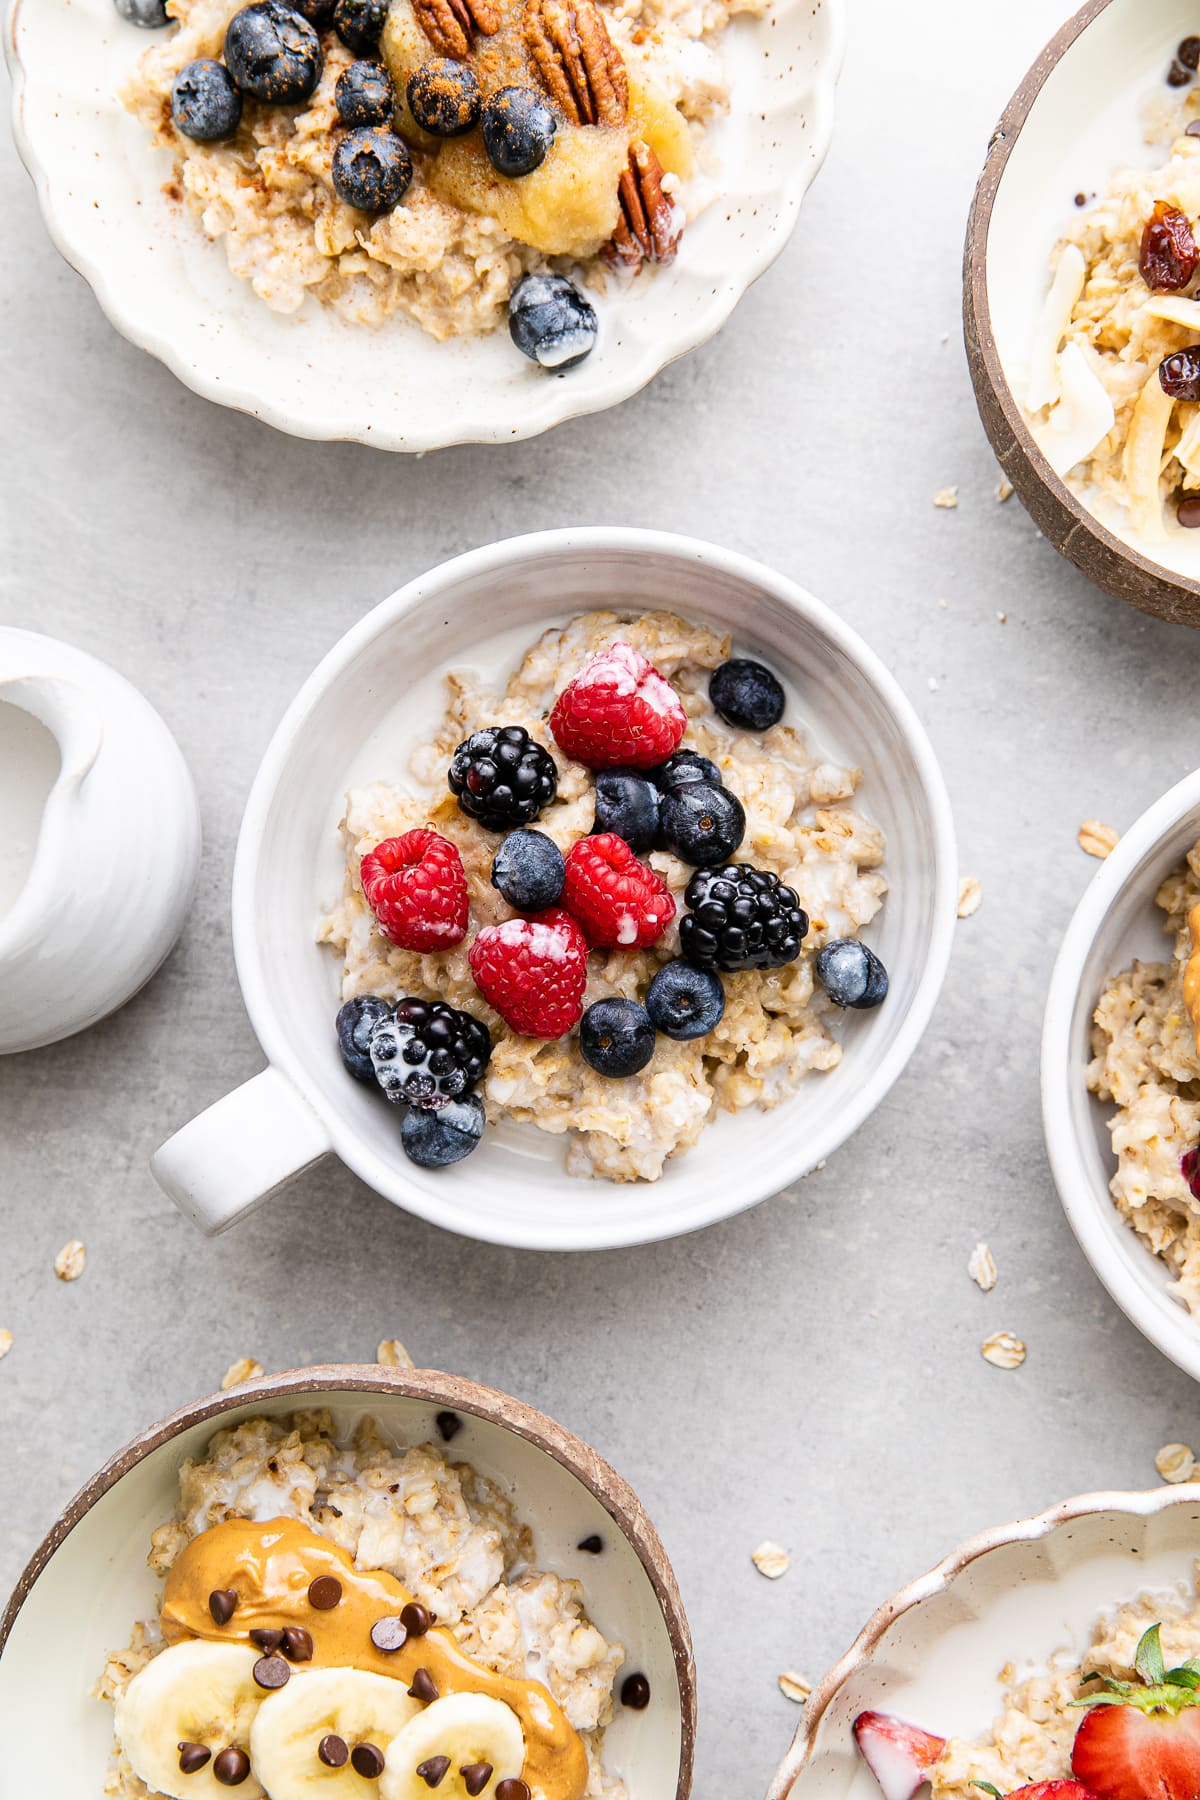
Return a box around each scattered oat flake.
[997,611,1008,623]
[997,479,1014,502]
[968,1242,998,1292]
[376,1338,414,1368]
[957,876,983,919]
[221,1356,264,1391]
[778,1671,812,1704]
[1157,1442,1197,1484]
[752,1541,791,1579]
[1079,819,1119,859]
[0,1330,12,1362]
[928,676,939,692]
[982,1331,1026,1370]
[54,1239,86,1282]
[934,486,959,509]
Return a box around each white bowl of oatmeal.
[0,1365,694,1800]
[149,528,956,1249]
[1043,767,1200,1385]
[5,0,843,451]
[766,1485,1200,1800]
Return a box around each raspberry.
[549,643,687,770]
[562,834,675,950]
[360,829,469,952]
[468,909,588,1039]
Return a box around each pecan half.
[606,140,681,270]
[413,0,501,59]
[524,0,628,127]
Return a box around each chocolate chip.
[249,1628,283,1653]
[1169,56,1193,86]
[407,1667,439,1703]
[281,1626,314,1662]
[308,1575,343,1610]
[417,1756,452,1788]
[400,1601,433,1637]
[435,1410,462,1441]
[178,1743,212,1774]
[208,1589,237,1626]
[577,1535,603,1554]
[1181,497,1200,527]
[351,1743,386,1780]
[213,1747,252,1787]
[1073,192,1087,207]
[370,1614,408,1653]
[620,1672,651,1709]
[253,1654,291,1690]
[495,1783,531,1800]
[1181,34,1200,69]
[461,1763,493,1796]
[319,1735,349,1768]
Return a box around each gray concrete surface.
[5,1,1200,1794]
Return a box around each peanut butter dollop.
[160,1518,588,1800]
[1186,903,1200,1055]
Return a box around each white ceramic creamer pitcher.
[0,629,201,1054]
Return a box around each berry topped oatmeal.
[96,1411,631,1799]
[1087,837,1200,1317]
[318,609,889,1182]
[853,1595,1200,1800]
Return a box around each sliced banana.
[251,1668,423,1797]
[381,1693,525,1800]
[113,1640,267,1800]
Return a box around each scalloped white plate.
[5,0,843,451]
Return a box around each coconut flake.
[1030,343,1115,478]
[1122,370,1175,541]
[1027,243,1087,411]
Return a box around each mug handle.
[151,1068,334,1235]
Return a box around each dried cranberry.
[1179,497,1200,528]
[1159,347,1200,400]
[1183,1147,1200,1199]
[1141,201,1199,290]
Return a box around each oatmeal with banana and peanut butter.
[98,1411,633,1799]
[318,610,889,1182]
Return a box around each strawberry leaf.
[1136,1624,1167,1688]
[970,1783,1004,1799]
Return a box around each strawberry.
[468,909,589,1039]
[853,1712,947,1800]
[549,642,687,770]
[1006,1786,1100,1800]
[360,829,469,952]
[1071,1624,1200,1800]
[562,833,676,950]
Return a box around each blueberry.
[592,771,660,854]
[289,0,335,19]
[225,3,323,104]
[658,782,745,867]
[401,1094,485,1168]
[407,59,482,136]
[509,273,597,372]
[579,999,656,1079]
[491,830,565,911]
[336,994,393,1082]
[332,126,413,211]
[649,750,722,793]
[482,85,556,177]
[113,0,171,25]
[815,939,889,1010]
[171,59,244,140]
[645,961,725,1041]
[709,658,785,732]
[336,60,395,126]
[333,0,389,52]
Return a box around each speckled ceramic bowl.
[6,0,844,451]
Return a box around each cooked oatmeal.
[1086,836,1200,1317]
[317,610,888,1182]
[97,1411,628,1799]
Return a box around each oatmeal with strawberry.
[97,1410,634,1799]
[318,610,889,1182]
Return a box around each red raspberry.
[468,909,589,1039]
[549,642,687,770]
[360,830,469,952]
[562,834,675,949]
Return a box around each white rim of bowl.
[1041,765,1200,1383]
[230,525,959,1251]
[765,1481,1200,1800]
[4,0,847,451]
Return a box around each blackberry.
[448,726,558,830]
[679,865,808,972]
[370,998,491,1109]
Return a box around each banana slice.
[251,1668,423,1797]
[113,1640,267,1800]
[382,1694,525,1800]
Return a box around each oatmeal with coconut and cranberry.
[1087,836,1200,1317]
[317,610,889,1182]
[96,1411,631,1800]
